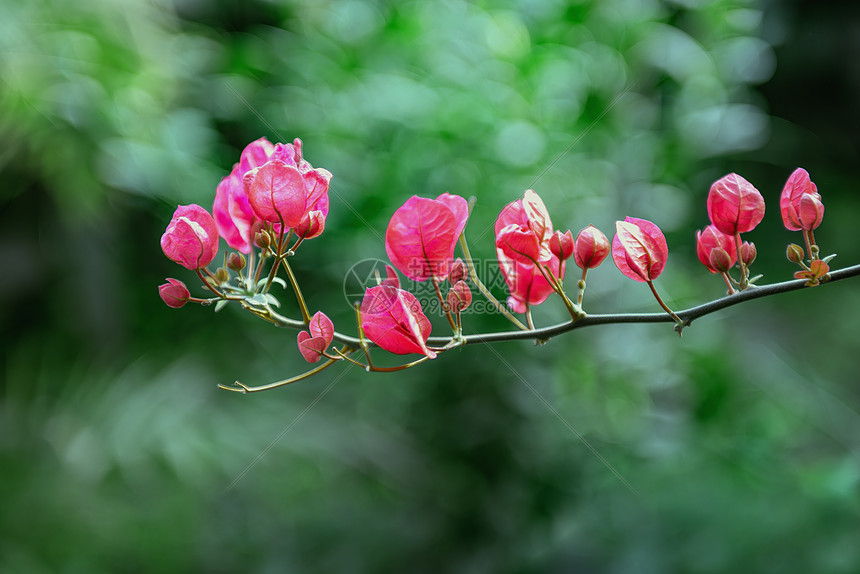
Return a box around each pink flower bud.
[573,225,610,270]
[227,253,246,272]
[740,241,756,266]
[160,204,219,270]
[708,249,733,274]
[695,224,737,274]
[447,280,472,313]
[786,243,805,264]
[611,217,668,282]
[158,278,190,308]
[448,258,468,285]
[550,230,575,261]
[297,311,334,363]
[294,210,326,239]
[707,173,765,236]
[780,168,824,231]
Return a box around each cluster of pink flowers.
[158,137,332,311]
[695,168,827,291]
[159,135,832,371]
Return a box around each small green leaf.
[245,293,269,307]
[256,277,288,291]
[214,299,229,313]
[264,294,281,308]
[822,253,837,264]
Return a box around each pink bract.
[385,193,469,281]
[780,168,824,231]
[494,190,553,265]
[707,173,765,236]
[695,224,737,274]
[160,204,219,270]
[447,280,472,313]
[497,251,564,313]
[611,217,668,282]
[573,225,610,270]
[213,164,256,253]
[361,285,435,358]
[297,311,334,363]
[245,160,309,227]
[158,278,190,308]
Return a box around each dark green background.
[2,0,859,572]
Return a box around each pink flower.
[240,138,332,229]
[497,253,564,314]
[780,168,824,231]
[213,138,332,249]
[707,173,765,236]
[695,224,737,274]
[297,311,334,363]
[573,225,610,270]
[611,217,668,282]
[161,204,219,270]
[494,190,553,265]
[385,193,469,281]
[361,285,435,358]
[158,278,190,308]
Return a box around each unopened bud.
[214,268,230,284]
[227,252,246,272]
[158,278,190,308]
[255,230,272,250]
[449,258,468,285]
[549,230,575,261]
[786,243,805,264]
[447,280,472,313]
[740,241,756,266]
[708,248,733,273]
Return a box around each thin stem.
[457,234,528,330]
[646,280,683,327]
[576,268,588,306]
[432,276,458,332]
[734,232,748,289]
[354,302,375,370]
[535,260,583,321]
[282,257,312,324]
[525,305,535,330]
[196,269,224,298]
[720,271,736,295]
[218,358,337,393]
[263,229,293,294]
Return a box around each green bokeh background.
[2,0,859,572]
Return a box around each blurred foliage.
[1,0,859,572]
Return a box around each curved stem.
[219,358,337,393]
[457,234,528,330]
[282,257,311,324]
[646,280,683,328]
